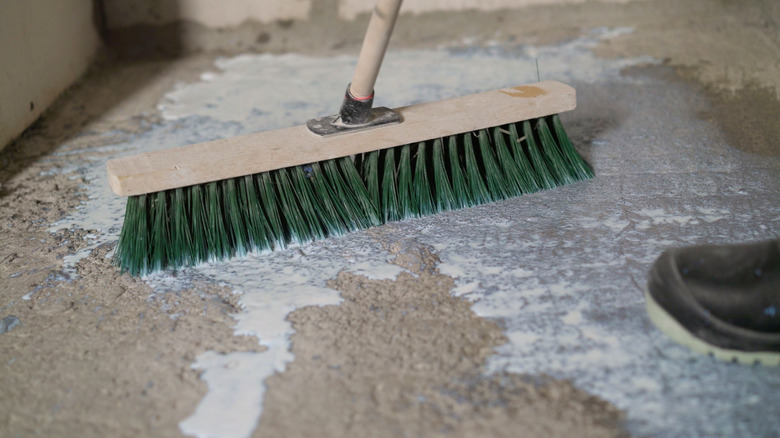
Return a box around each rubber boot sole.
[644,288,780,366]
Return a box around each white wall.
[0,0,100,150]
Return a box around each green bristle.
[412,142,434,216]
[151,191,169,271]
[189,184,209,263]
[447,135,472,208]
[205,182,230,261]
[380,148,400,222]
[462,133,492,205]
[258,172,285,249]
[492,127,527,196]
[116,194,148,275]
[536,117,575,186]
[223,178,249,256]
[362,151,381,211]
[321,159,369,230]
[522,120,557,190]
[114,195,136,275]
[116,113,593,275]
[508,123,542,193]
[352,153,364,174]
[169,187,192,267]
[551,114,594,180]
[431,138,456,212]
[308,161,348,236]
[238,175,272,252]
[274,167,311,244]
[397,144,413,219]
[476,130,510,201]
[291,165,327,241]
[338,156,381,227]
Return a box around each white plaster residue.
[561,308,583,325]
[632,376,661,393]
[452,280,480,297]
[160,53,351,126]
[505,268,534,278]
[180,351,271,438]
[346,260,407,280]
[159,29,654,125]
[631,207,730,231]
[577,215,631,233]
[507,331,540,346]
[635,208,695,226]
[144,241,395,438]
[436,254,473,278]
[695,207,730,223]
[481,266,504,275]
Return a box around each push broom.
[107,0,593,276]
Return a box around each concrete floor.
[2,1,779,437]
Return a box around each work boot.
[644,239,780,365]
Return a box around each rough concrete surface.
[255,244,624,438]
[1,1,779,437]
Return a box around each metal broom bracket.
[307,0,403,136]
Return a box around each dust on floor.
[1,1,779,437]
[256,242,623,438]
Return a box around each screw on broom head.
[113,113,592,276]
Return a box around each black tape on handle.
[339,84,374,126]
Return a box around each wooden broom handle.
[349,0,403,99]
